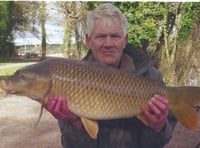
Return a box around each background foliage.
[0,1,200,86]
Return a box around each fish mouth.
[0,75,10,81]
[0,80,15,94]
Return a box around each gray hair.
[87,3,128,37]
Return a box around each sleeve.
[139,66,177,148]
[58,120,97,148]
[140,111,177,148]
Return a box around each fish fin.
[171,102,198,130]
[34,81,52,128]
[81,118,98,139]
[171,86,200,107]
[136,113,149,126]
[168,86,200,130]
[34,102,44,128]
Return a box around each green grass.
[0,65,24,76]
[0,62,17,66]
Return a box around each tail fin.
[169,86,200,130]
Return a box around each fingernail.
[151,97,155,101]
[154,94,159,97]
[149,100,152,105]
[164,99,169,104]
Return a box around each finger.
[151,96,169,113]
[154,95,169,105]
[45,97,56,110]
[58,97,77,119]
[142,106,166,131]
[148,99,161,116]
[142,106,156,122]
[47,95,55,105]
[60,97,71,114]
[60,97,68,111]
[54,97,62,113]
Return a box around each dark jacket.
[58,43,177,148]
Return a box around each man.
[45,3,176,148]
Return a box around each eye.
[14,70,26,79]
[19,73,26,79]
[111,34,121,39]
[95,34,106,39]
[96,36,104,39]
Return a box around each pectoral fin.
[81,118,98,139]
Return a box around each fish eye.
[20,73,26,79]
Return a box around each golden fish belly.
[49,59,167,120]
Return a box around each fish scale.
[1,58,200,139]
[47,59,166,119]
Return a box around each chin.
[102,59,118,67]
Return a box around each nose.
[103,36,114,48]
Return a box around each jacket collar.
[87,53,136,73]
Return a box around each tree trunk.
[40,1,47,60]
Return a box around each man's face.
[86,18,128,67]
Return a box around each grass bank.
[0,65,25,76]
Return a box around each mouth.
[0,80,15,94]
[102,50,114,56]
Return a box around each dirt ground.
[0,95,200,148]
[0,95,62,148]
[164,118,200,148]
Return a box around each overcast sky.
[14,22,64,46]
[14,3,65,46]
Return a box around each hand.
[45,95,82,129]
[142,95,169,133]
[45,95,77,120]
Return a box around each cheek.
[91,42,103,54]
[87,40,99,50]
[115,43,125,54]
[93,40,103,47]
[119,40,127,48]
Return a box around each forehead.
[95,16,120,27]
[92,17,123,35]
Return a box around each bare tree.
[39,1,47,60]
[54,1,88,59]
[159,3,183,85]
[150,2,200,86]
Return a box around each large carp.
[1,58,200,139]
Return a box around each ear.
[85,34,91,48]
[124,34,128,43]
[123,34,128,48]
